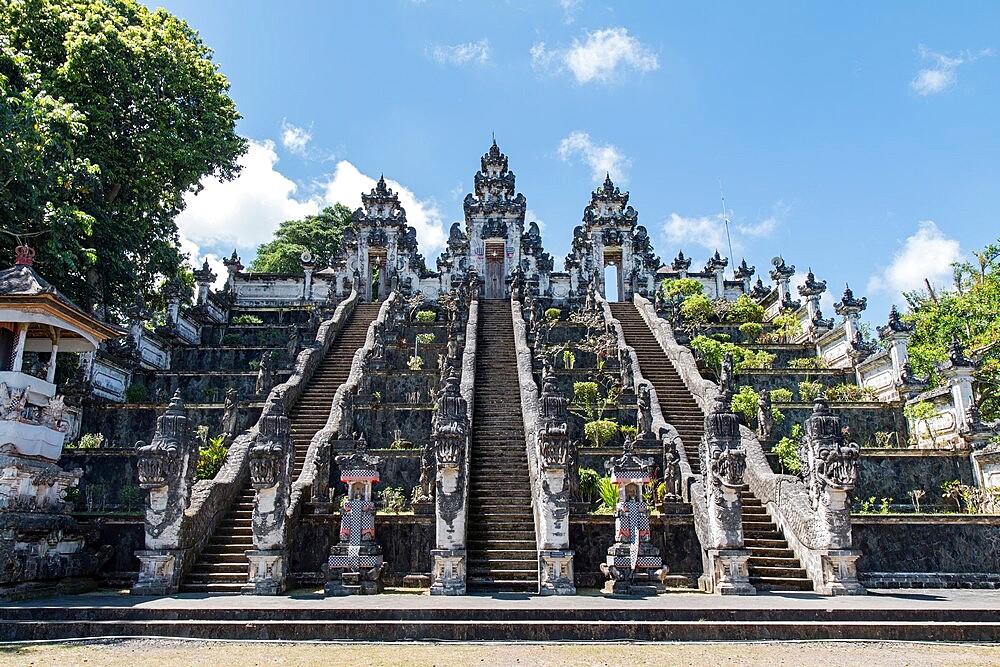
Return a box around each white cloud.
[867,220,961,296]
[662,213,730,255]
[321,161,447,255]
[560,0,581,24]
[557,131,630,183]
[429,39,491,66]
[280,120,312,156]
[910,45,992,95]
[177,140,319,252]
[526,209,546,231]
[531,27,659,84]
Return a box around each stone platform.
[2,589,998,642]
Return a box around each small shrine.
[325,435,386,595]
[0,245,122,594]
[600,436,667,596]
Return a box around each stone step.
[751,577,814,591]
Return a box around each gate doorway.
[603,248,623,302]
[484,241,505,299]
[368,250,386,302]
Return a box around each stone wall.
[80,403,262,448]
[737,369,853,396]
[61,450,139,512]
[856,451,976,510]
[772,403,908,446]
[853,516,1000,588]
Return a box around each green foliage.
[72,433,105,449]
[249,205,353,274]
[689,335,745,374]
[731,386,760,424]
[764,311,804,343]
[415,310,437,323]
[661,278,704,299]
[941,480,1000,514]
[825,383,877,402]
[787,356,828,370]
[798,381,824,402]
[584,419,619,447]
[725,294,765,324]
[407,356,424,370]
[680,293,715,324]
[596,476,619,512]
[737,349,776,371]
[416,333,436,345]
[904,400,939,445]
[572,381,601,420]
[220,333,242,345]
[378,486,406,514]
[773,424,803,473]
[124,383,148,403]
[620,425,638,439]
[232,315,264,325]
[577,467,601,503]
[770,388,794,404]
[562,349,576,369]
[0,0,246,315]
[905,239,1000,420]
[738,322,764,342]
[118,484,141,511]
[854,496,895,514]
[196,435,228,480]
[545,307,562,321]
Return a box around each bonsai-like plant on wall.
[584,419,619,447]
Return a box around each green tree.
[0,0,246,316]
[249,205,353,274]
[904,240,1000,420]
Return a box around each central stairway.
[609,301,812,592]
[467,299,537,593]
[181,302,382,593]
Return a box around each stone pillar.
[132,391,198,595]
[769,257,799,311]
[600,437,666,596]
[536,365,575,595]
[12,324,26,372]
[877,306,916,397]
[192,259,217,306]
[300,251,315,301]
[733,259,756,295]
[833,284,873,366]
[797,270,833,338]
[705,251,728,299]
[800,398,865,594]
[936,337,978,435]
[45,338,59,383]
[671,251,691,279]
[223,250,243,293]
[244,394,294,594]
[325,436,385,595]
[701,355,755,595]
[430,369,469,595]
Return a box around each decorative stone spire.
[14,244,35,267]
[834,283,867,316]
[733,258,755,281]
[705,250,729,274]
[877,305,914,339]
[797,269,827,298]
[671,250,692,272]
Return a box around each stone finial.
[797,269,827,297]
[705,250,728,273]
[671,250,692,272]
[877,305,914,339]
[834,283,867,316]
[733,259,755,280]
[749,277,770,300]
[14,244,35,266]
[946,334,975,368]
[769,256,795,282]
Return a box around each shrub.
[196,435,228,480]
[726,294,765,324]
[689,335,745,373]
[124,383,148,403]
[738,322,764,342]
[220,332,242,345]
[620,425,638,439]
[661,278,704,299]
[770,388,794,404]
[680,293,714,324]
[545,307,561,321]
[787,356,827,370]
[563,349,576,369]
[415,310,437,323]
[798,381,824,402]
[232,314,263,325]
[737,349,776,371]
[826,383,876,402]
[584,419,619,447]
[597,476,619,512]
[416,333,435,345]
[773,424,803,474]
[119,484,141,511]
[731,385,760,424]
[578,467,601,503]
[572,381,601,420]
[765,311,804,343]
[73,433,105,449]
[710,333,731,342]
[378,486,406,514]
[407,356,424,370]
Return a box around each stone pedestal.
[133,549,185,595]
[819,549,865,596]
[243,549,288,595]
[705,548,755,595]
[429,548,467,595]
[411,498,434,515]
[539,549,575,595]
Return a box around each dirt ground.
[1,639,998,667]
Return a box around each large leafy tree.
[0,0,246,318]
[904,240,1000,420]
[249,205,353,274]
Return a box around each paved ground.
[8,587,1000,611]
[1,639,998,666]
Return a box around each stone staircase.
[609,302,812,592]
[467,299,538,593]
[181,302,382,594]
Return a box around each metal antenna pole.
[720,180,735,277]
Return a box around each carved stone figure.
[637,382,655,440]
[756,390,774,441]
[0,382,28,420]
[221,387,239,441]
[255,352,275,396]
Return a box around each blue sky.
[159,1,1000,325]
